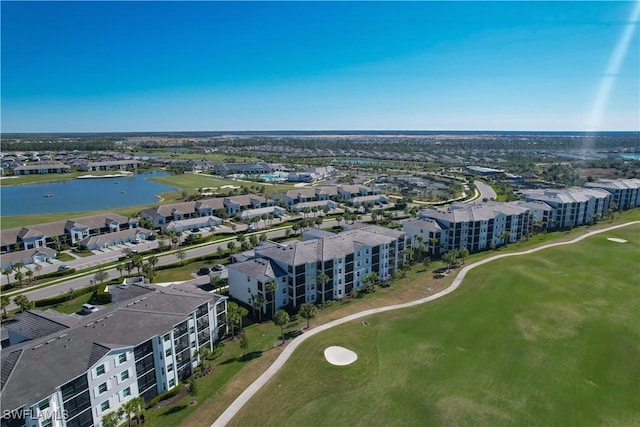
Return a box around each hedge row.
[34,285,99,307]
[148,382,183,407]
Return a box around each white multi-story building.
[404,202,533,254]
[520,187,611,229]
[584,178,640,211]
[227,224,410,314]
[0,287,227,427]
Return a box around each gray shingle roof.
[0,287,222,411]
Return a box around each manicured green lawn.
[229,224,640,427]
[148,173,297,194]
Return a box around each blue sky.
[2,1,638,132]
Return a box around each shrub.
[148,382,183,407]
[34,285,98,307]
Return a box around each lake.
[1,172,178,216]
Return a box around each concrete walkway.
[212,221,639,427]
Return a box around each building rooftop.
[0,287,223,411]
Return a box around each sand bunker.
[324,346,358,366]
[607,238,628,243]
[220,185,240,189]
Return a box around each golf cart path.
[212,221,639,427]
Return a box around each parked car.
[81,303,98,314]
[147,234,157,241]
[247,225,255,231]
[197,267,211,276]
[191,228,201,232]
[212,264,224,271]
[58,264,70,271]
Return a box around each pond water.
[1,172,178,216]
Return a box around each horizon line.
[2,129,639,136]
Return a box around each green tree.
[299,303,318,329]
[458,247,470,264]
[94,268,109,285]
[2,268,13,288]
[13,295,33,313]
[265,281,278,317]
[273,309,290,345]
[239,330,249,355]
[362,272,380,293]
[1,294,10,318]
[116,263,125,278]
[175,248,187,263]
[317,273,330,303]
[250,293,267,322]
[442,250,458,270]
[226,301,241,337]
[130,254,144,275]
[101,409,124,427]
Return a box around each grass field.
[228,224,640,427]
[148,173,297,195]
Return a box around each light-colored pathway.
[212,221,639,427]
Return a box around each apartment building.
[227,225,409,314]
[520,187,611,229]
[0,214,140,254]
[405,202,533,254]
[584,178,640,211]
[141,194,272,228]
[0,287,227,427]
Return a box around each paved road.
[211,221,639,427]
[3,215,364,310]
[474,180,497,201]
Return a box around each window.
[191,342,197,348]
[119,353,127,364]
[101,401,110,411]
[38,399,50,411]
[164,334,171,342]
[167,364,174,372]
[165,348,171,357]
[96,365,105,376]
[169,379,176,387]
[189,327,195,334]
[98,383,108,394]
[121,370,129,381]
[122,387,131,398]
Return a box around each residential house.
[12,162,71,175]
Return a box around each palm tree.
[362,272,379,293]
[12,262,25,287]
[131,397,146,425]
[299,303,318,329]
[226,301,241,337]
[25,269,34,285]
[131,254,144,275]
[116,263,125,278]
[458,247,470,264]
[13,295,33,313]
[265,281,278,317]
[314,217,323,228]
[317,273,330,303]
[2,268,12,288]
[442,250,458,271]
[250,293,267,322]
[122,399,136,427]
[1,295,10,318]
[273,309,290,345]
[147,255,159,269]
[101,409,124,427]
[226,241,236,253]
